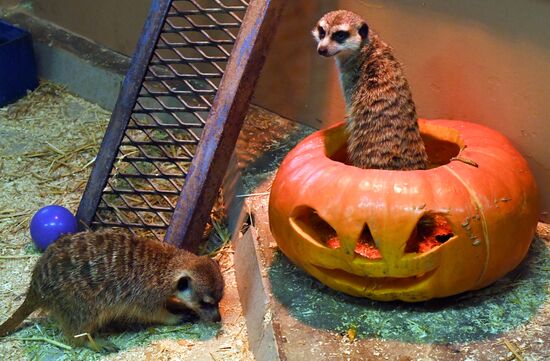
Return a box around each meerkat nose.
[212,311,221,322]
[318,47,329,56]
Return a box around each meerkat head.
[170,255,224,322]
[312,10,369,58]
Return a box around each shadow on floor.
[15,317,219,360]
[269,237,549,344]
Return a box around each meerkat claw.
[85,338,120,353]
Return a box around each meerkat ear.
[359,22,369,39]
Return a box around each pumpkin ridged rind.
[268,120,539,301]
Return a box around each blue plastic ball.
[30,205,77,252]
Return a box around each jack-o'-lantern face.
[269,120,539,301]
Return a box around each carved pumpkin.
[268,120,539,301]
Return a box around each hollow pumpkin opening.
[326,225,382,260]
[326,123,463,169]
[291,206,338,247]
[290,207,383,260]
[405,213,454,253]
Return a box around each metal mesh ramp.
[76,0,283,250]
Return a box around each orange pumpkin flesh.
[268,120,539,301]
[326,214,454,258]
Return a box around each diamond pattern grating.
[89,0,249,241]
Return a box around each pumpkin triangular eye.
[405,213,454,253]
[322,222,382,260]
[354,224,382,259]
[291,206,337,247]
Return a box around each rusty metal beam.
[76,0,172,229]
[164,0,285,250]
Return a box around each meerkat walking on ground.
[312,10,429,170]
[0,229,224,352]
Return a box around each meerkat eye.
[331,31,350,43]
[176,276,190,291]
[317,26,326,39]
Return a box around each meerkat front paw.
[84,337,120,353]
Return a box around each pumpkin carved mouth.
[311,265,437,292]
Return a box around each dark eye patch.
[199,300,216,309]
[176,276,189,291]
[317,26,326,39]
[331,31,350,43]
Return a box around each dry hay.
[0,82,251,360]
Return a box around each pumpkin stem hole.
[405,213,454,253]
[420,132,461,168]
[327,131,462,168]
[291,206,337,247]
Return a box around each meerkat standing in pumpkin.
[0,229,224,352]
[312,10,428,170]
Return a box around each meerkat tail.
[0,295,37,337]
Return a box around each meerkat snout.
[312,14,369,58]
[318,46,329,56]
[171,256,224,323]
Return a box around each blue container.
[0,20,38,107]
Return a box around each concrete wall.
[9,0,550,221]
[0,0,21,7]
[29,0,149,56]
[255,0,550,222]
